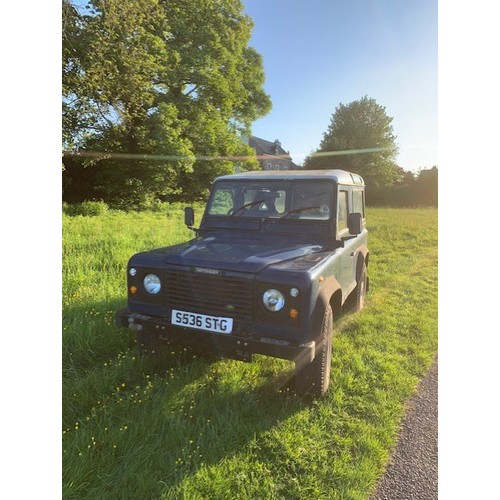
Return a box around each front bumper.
[116,308,315,365]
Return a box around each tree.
[62,0,271,205]
[394,166,415,185]
[366,166,437,207]
[304,96,400,187]
[414,166,438,206]
[62,0,87,152]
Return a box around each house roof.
[247,136,299,168]
[249,136,289,157]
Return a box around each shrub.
[63,200,109,216]
[366,167,438,208]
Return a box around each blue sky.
[243,0,438,171]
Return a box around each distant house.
[245,136,299,170]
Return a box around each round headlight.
[143,274,161,294]
[129,267,137,277]
[263,289,285,312]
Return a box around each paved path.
[371,356,438,500]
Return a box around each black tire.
[294,305,333,397]
[354,262,367,312]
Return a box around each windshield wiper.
[228,199,266,217]
[277,206,321,220]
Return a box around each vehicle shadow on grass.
[89,364,310,498]
[63,297,218,423]
[63,297,134,361]
[63,300,314,498]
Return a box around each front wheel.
[294,305,333,397]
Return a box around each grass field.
[62,207,438,499]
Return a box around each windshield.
[206,180,333,221]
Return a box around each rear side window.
[353,190,365,217]
[337,190,348,231]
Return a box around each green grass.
[62,207,438,499]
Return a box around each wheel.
[295,305,333,397]
[354,262,368,312]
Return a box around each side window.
[353,190,365,217]
[337,190,348,231]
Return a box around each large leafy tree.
[304,96,400,187]
[62,0,271,205]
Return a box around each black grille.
[165,271,254,322]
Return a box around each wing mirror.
[347,212,363,235]
[184,207,195,228]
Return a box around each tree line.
[366,166,438,207]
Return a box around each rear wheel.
[295,305,333,397]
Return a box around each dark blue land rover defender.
[116,169,369,396]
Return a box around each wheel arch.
[308,277,341,343]
[356,244,369,281]
[329,288,342,321]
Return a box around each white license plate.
[171,309,233,334]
